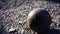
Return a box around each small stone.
[57,23,60,28]
[9,28,18,33]
[21,29,24,34]
[50,23,56,29]
[19,21,22,24]
[57,23,59,26]
[19,21,22,25]
[23,24,27,30]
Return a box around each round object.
[27,8,52,33]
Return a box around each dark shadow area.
[47,29,60,34]
[46,0,60,3]
[0,25,7,34]
[0,0,6,2]
[0,6,2,9]
[29,10,52,34]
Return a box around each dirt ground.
[0,0,60,34]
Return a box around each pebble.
[8,28,18,33]
[21,28,24,34]
[19,21,22,24]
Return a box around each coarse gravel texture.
[0,0,60,34]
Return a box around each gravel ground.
[0,0,60,34]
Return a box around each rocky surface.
[0,0,60,34]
